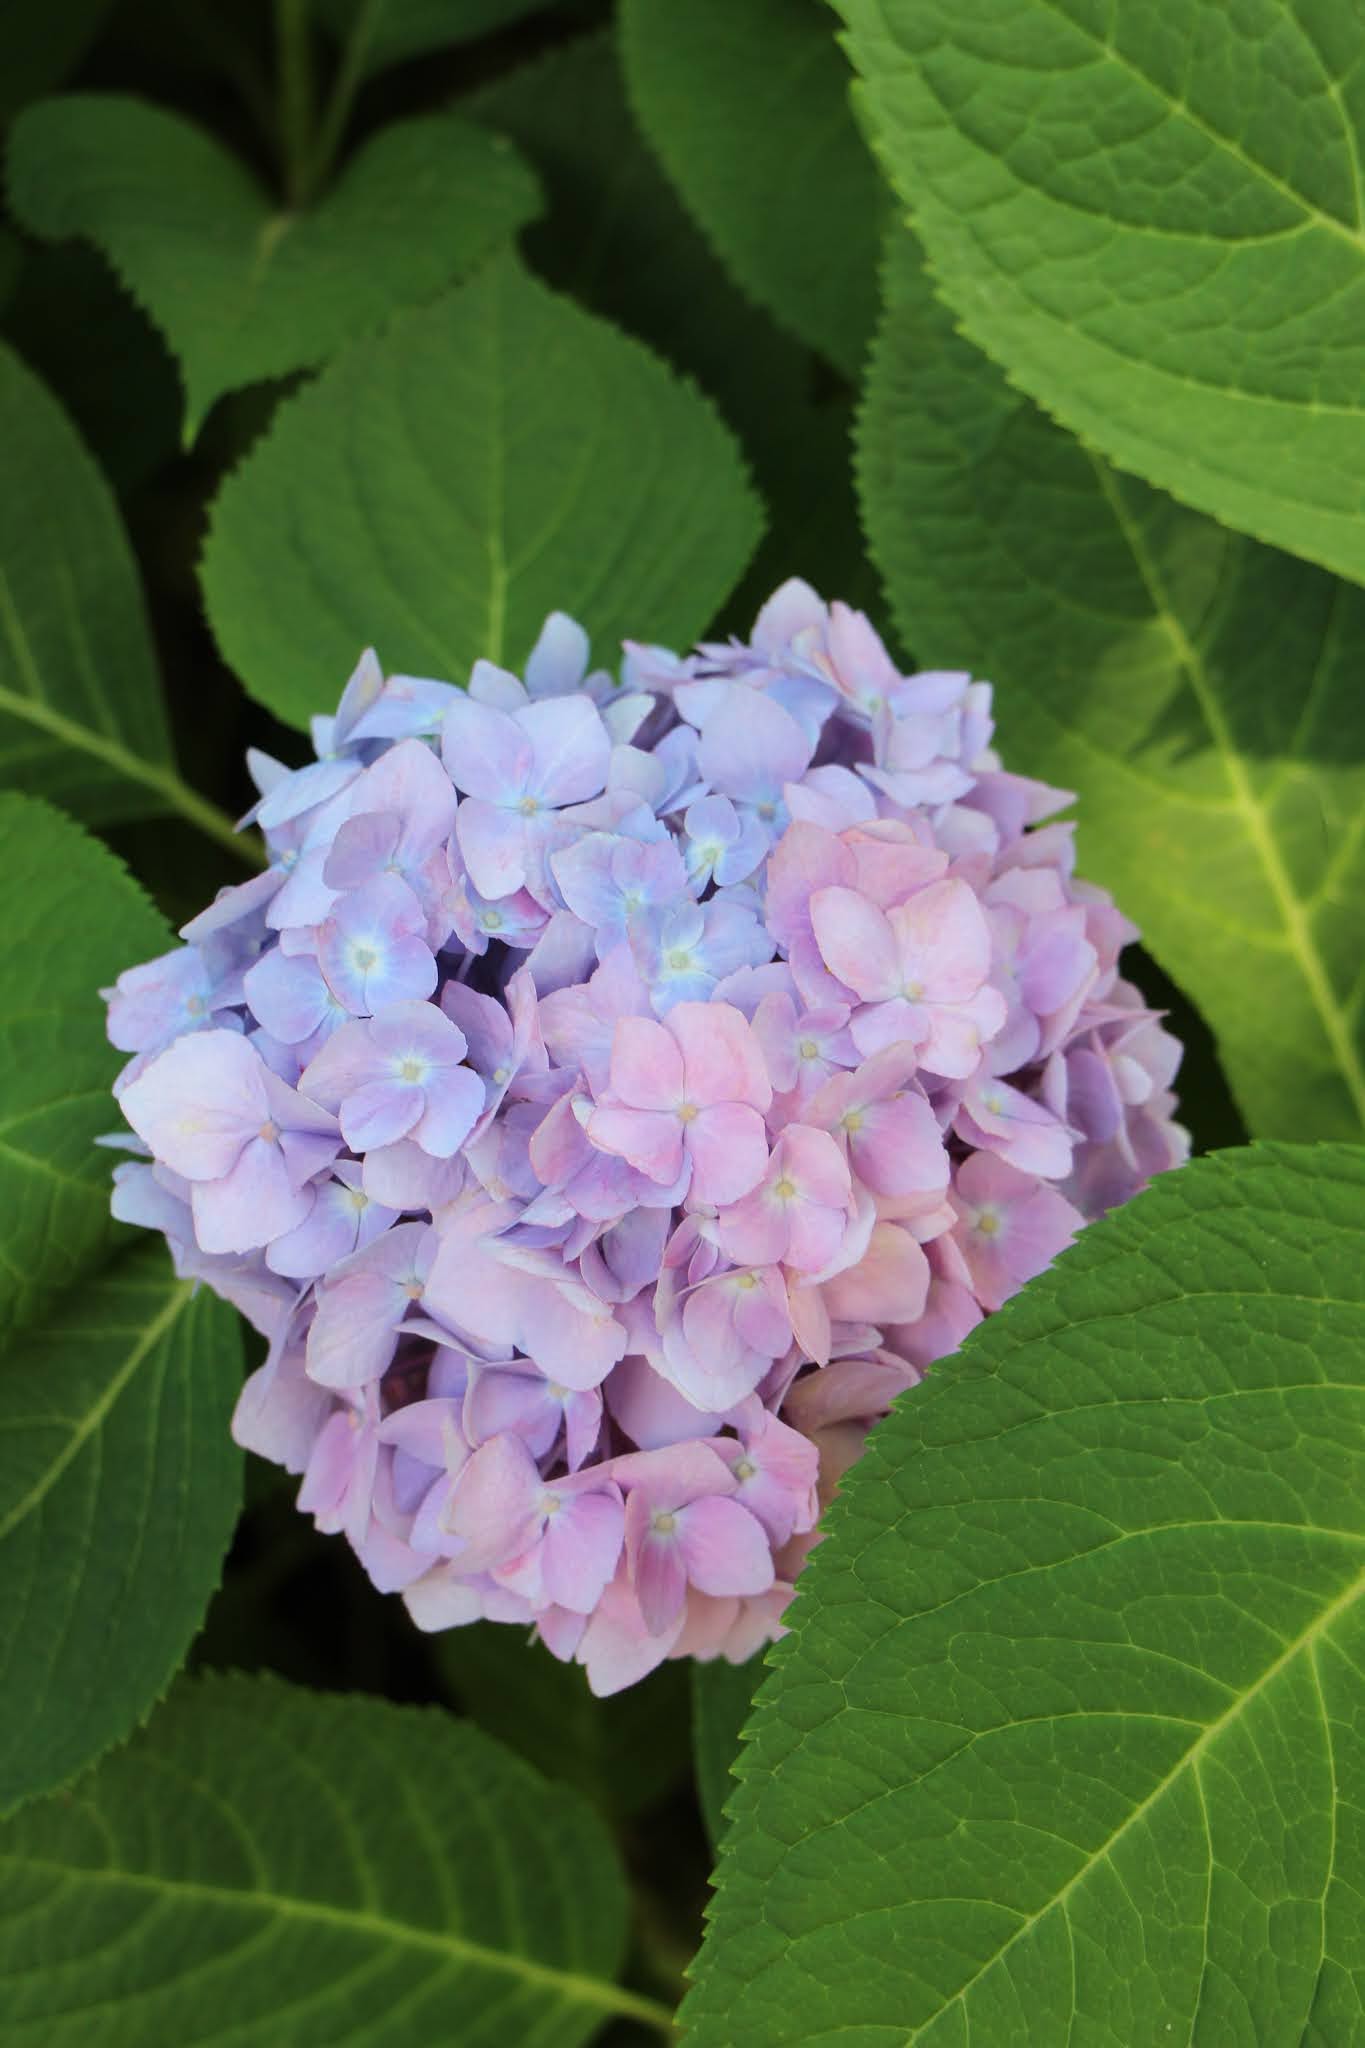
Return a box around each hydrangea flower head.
[104,580,1187,1694]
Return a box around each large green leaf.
[7,95,540,435]
[837,0,1365,587]
[0,347,243,849]
[466,29,878,630]
[0,1672,672,2044]
[0,1245,242,1813]
[0,796,243,1810]
[0,794,169,1333]
[685,1142,1365,2046]
[858,234,1365,1144]
[619,0,884,380]
[438,1621,689,1822]
[202,252,763,730]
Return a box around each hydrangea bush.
[105,582,1186,1693]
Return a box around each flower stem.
[275,0,317,206]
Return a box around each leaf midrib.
[1088,457,1365,1129]
[0,1280,193,1547]
[896,1556,1365,2044]
[0,1839,674,2034]
[1004,0,1365,251]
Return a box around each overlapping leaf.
[0,348,237,839]
[0,794,169,1331]
[685,1143,1365,2046]
[466,29,877,628]
[0,796,243,1809]
[858,234,1365,1143]
[0,1672,670,2045]
[837,0,1365,586]
[202,252,763,731]
[0,1245,242,1812]
[8,95,540,434]
[620,0,884,380]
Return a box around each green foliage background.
[0,1,1361,2042]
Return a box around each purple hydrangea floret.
[104,583,1187,1693]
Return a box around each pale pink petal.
[609,1015,685,1110]
[456,798,527,899]
[668,1001,771,1113]
[678,1497,775,1599]
[809,888,901,1001]
[542,1491,625,1613]
[587,1105,685,1186]
[685,1102,769,1206]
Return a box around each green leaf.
[692,1657,762,1851]
[7,95,541,436]
[202,252,763,731]
[837,0,1365,588]
[438,1621,689,1822]
[0,1244,242,1814]
[320,0,557,75]
[619,0,885,380]
[858,233,1365,1143]
[466,30,880,630]
[0,345,243,848]
[0,1671,673,2043]
[0,798,242,1810]
[685,1142,1365,2046]
[0,794,169,1334]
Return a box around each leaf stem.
[275,0,318,206]
[0,677,260,867]
[308,0,384,195]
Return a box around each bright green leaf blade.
[619,0,884,380]
[7,95,540,434]
[692,1656,762,1851]
[466,30,879,628]
[0,344,184,829]
[438,1621,689,1821]
[684,1143,1365,2046]
[837,0,1365,586]
[0,794,169,1334]
[0,1244,242,1813]
[0,1671,671,2044]
[320,0,556,75]
[858,234,1365,1143]
[201,252,763,731]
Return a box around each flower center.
[774,1175,797,1200]
[798,1038,820,1061]
[666,946,695,971]
[517,795,540,816]
[257,1120,279,1144]
[975,1206,1001,1238]
[677,1101,699,1123]
[734,1458,756,1482]
[185,994,208,1017]
[397,1055,427,1083]
[350,942,379,972]
[651,1510,677,1535]
[842,1108,864,1134]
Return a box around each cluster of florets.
[104,581,1186,1693]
